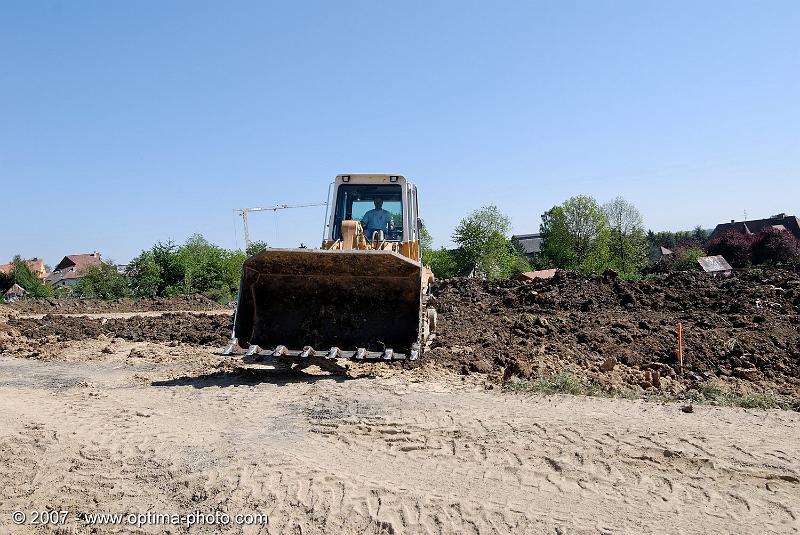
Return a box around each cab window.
[332,184,403,240]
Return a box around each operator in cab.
[360,198,394,239]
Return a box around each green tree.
[126,251,163,298]
[420,219,468,278]
[452,205,528,279]
[646,228,709,249]
[603,197,648,276]
[127,235,245,303]
[424,248,464,278]
[73,264,130,299]
[540,196,610,272]
[246,240,268,257]
[12,258,53,298]
[539,207,577,268]
[151,241,182,294]
[692,225,711,243]
[419,221,433,254]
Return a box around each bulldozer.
[222,174,437,363]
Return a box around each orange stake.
[677,322,683,373]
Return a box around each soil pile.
[430,269,800,397]
[9,294,227,314]
[5,268,799,399]
[0,304,15,322]
[9,312,232,346]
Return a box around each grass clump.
[694,380,782,409]
[504,375,795,411]
[731,392,780,409]
[505,372,584,396]
[700,381,725,402]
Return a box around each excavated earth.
[3,268,800,401]
[8,294,226,314]
[7,313,232,347]
[430,268,800,400]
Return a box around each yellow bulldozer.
[223,174,437,362]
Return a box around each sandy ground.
[0,339,798,534]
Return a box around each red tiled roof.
[711,215,800,241]
[47,253,102,284]
[0,258,48,279]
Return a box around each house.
[709,213,800,241]
[0,258,48,280]
[511,233,543,260]
[3,283,27,302]
[649,245,674,266]
[45,252,103,289]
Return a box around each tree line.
[4,201,798,302]
[0,235,249,303]
[424,196,653,280]
[422,196,798,280]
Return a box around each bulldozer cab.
[326,175,421,258]
[227,173,433,361]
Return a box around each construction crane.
[238,202,327,250]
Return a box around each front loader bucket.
[234,248,423,354]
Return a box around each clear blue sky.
[2,1,798,267]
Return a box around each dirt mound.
[430,269,800,397]
[9,312,232,346]
[0,304,15,322]
[9,294,227,315]
[6,268,799,400]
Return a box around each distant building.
[3,283,27,302]
[0,258,47,280]
[45,252,103,288]
[649,245,674,266]
[710,213,800,241]
[511,233,543,260]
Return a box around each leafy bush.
[704,227,800,268]
[12,259,53,298]
[127,234,246,302]
[671,247,705,271]
[705,230,756,268]
[125,251,162,298]
[751,227,800,266]
[245,240,268,257]
[73,264,130,300]
[423,247,465,279]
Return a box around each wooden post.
[677,322,683,374]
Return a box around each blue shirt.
[361,208,393,233]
